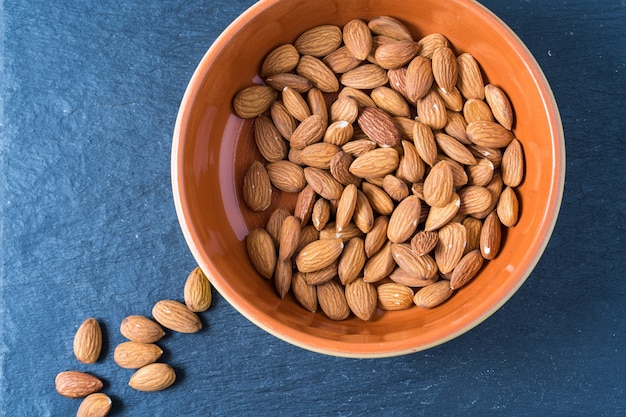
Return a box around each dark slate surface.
[1,0,625,415]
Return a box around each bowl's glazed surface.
[172,0,565,357]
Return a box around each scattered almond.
[55,371,103,398]
[128,363,176,392]
[120,315,165,344]
[76,393,112,417]
[152,300,202,334]
[73,318,102,365]
[114,341,163,369]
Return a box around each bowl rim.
[171,0,566,358]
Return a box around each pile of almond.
[234,16,524,321]
[55,267,211,416]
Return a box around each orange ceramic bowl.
[172,0,565,357]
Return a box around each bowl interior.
[172,0,564,357]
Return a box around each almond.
[363,216,388,258]
[387,67,409,100]
[264,73,313,93]
[497,186,519,227]
[317,279,351,320]
[342,138,377,158]
[423,160,454,208]
[311,197,331,231]
[152,300,202,334]
[295,225,320,255]
[294,184,317,225]
[391,243,438,279]
[246,227,277,278]
[242,160,272,212]
[480,210,502,260]
[353,190,375,233]
[368,16,413,41]
[337,237,366,285]
[417,33,450,59]
[289,114,327,149]
[183,267,212,312]
[304,260,338,285]
[363,241,395,283]
[456,53,485,100]
[55,371,103,398]
[458,185,493,216]
[470,144,502,169]
[323,46,362,73]
[339,86,378,108]
[405,56,434,102]
[473,171,504,219]
[335,184,359,232]
[129,363,176,392]
[274,257,293,298]
[270,101,297,140]
[253,115,288,162]
[411,230,439,255]
[449,250,484,290]
[265,207,290,245]
[343,18,372,60]
[73,318,102,364]
[463,98,495,123]
[261,43,300,77]
[414,280,453,308]
[304,167,344,200]
[374,39,420,69]
[424,191,461,231]
[77,393,112,417]
[324,120,354,147]
[501,138,524,187]
[232,85,278,119]
[278,215,302,260]
[435,132,477,165]
[387,195,421,243]
[435,222,467,274]
[377,282,414,310]
[329,150,361,186]
[393,115,415,140]
[330,95,359,123]
[462,216,483,254]
[466,120,515,148]
[397,140,425,183]
[432,46,458,93]
[282,86,311,122]
[485,83,514,130]
[120,315,165,344]
[361,182,395,216]
[319,221,364,242]
[389,267,438,287]
[291,271,318,312]
[467,158,495,186]
[295,238,344,273]
[370,86,411,117]
[412,121,438,167]
[439,87,464,112]
[438,155,469,188]
[416,88,447,130]
[357,106,402,148]
[345,278,378,320]
[296,55,339,93]
[266,160,307,192]
[349,147,400,178]
[294,24,342,57]
[307,87,328,123]
[383,174,409,201]
[114,341,163,369]
[340,64,389,89]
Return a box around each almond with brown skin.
[405,56,434,102]
[294,24,342,57]
[337,237,366,285]
[266,207,290,245]
[423,160,454,208]
[444,111,469,143]
[416,88,448,130]
[480,210,502,260]
[417,33,450,59]
[304,260,338,285]
[270,101,297,140]
[353,190,375,233]
[329,151,361,186]
[361,182,394,216]
[432,46,458,93]
[501,138,524,187]
[261,43,300,77]
[357,106,402,148]
[466,120,515,148]
[368,16,413,41]
[473,171,504,219]
[456,53,485,100]
[320,222,364,242]
[397,140,425,184]
[438,155,469,188]
[342,138,377,158]
[307,88,328,123]
[246,227,277,279]
[232,85,278,119]
[289,114,327,150]
[497,186,520,227]
[345,278,378,321]
[253,115,288,163]
[383,174,409,201]
[343,18,372,60]
[323,46,362,74]
[463,98,495,123]
[296,55,339,93]
[389,267,438,288]
[274,257,293,298]
[266,160,307,192]
[330,95,359,124]
[311,198,331,231]
[339,86,378,108]
[458,185,493,216]
[387,195,421,243]
[485,83,514,130]
[371,86,411,117]
[335,184,359,232]
[282,86,311,122]
[242,161,272,212]
[295,238,344,273]
[349,147,400,178]
[387,67,409,100]
[184,267,212,312]
[55,371,103,398]
[74,318,102,364]
[435,132,477,166]
[467,158,495,187]
[129,363,176,392]
[304,167,344,200]
[279,215,301,261]
[291,271,317,312]
[294,184,316,225]
[152,300,202,334]
[324,121,354,147]
[414,280,454,308]
[412,121,438,167]
[77,393,112,417]
[340,64,389,89]
[424,192,461,231]
[114,341,163,369]
[363,241,395,283]
[435,222,467,274]
[374,39,420,69]
[120,315,165,344]
[439,87,464,112]
[264,73,313,93]
[462,216,483,254]
[391,243,438,279]
[377,283,414,311]
[449,250,484,290]
[317,279,351,320]
[411,230,439,255]
[364,215,389,257]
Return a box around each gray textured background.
[1,0,625,415]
